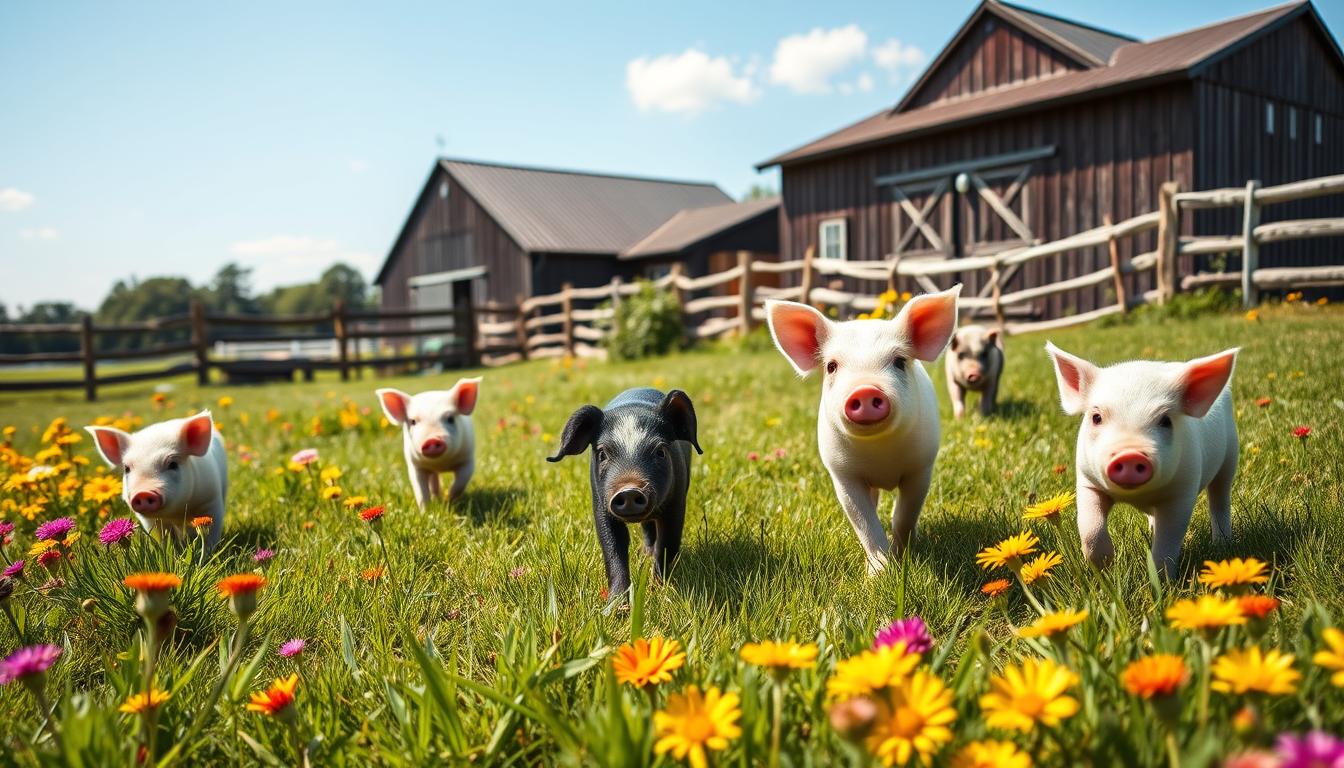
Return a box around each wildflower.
[949,740,1033,768]
[319,466,342,483]
[290,448,319,466]
[359,505,385,523]
[83,475,122,503]
[217,396,233,408]
[1245,309,1260,321]
[0,644,62,689]
[1223,751,1278,768]
[864,669,956,766]
[747,451,760,461]
[1256,397,1273,408]
[1023,491,1073,522]
[509,565,527,579]
[829,696,880,742]
[1312,628,1344,687]
[342,495,369,509]
[118,688,171,714]
[1166,595,1245,632]
[1276,731,1344,768]
[981,579,1012,598]
[123,572,181,621]
[98,518,136,547]
[976,532,1039,571]
[0,521,12,539]
[1019,552,1063,585]
[1199,557,1269,590]
[247,674,299,721]
[874,617,933,654]
[321,486,343,501]
[1122,654,1187,699]
[190,515,213,531]
[254,548,275,564]
[613,637,686,688]
[3,560,24,579]
[36,550,61,570]
[361,566,385,582]
[1239,595,1280,620]
[826,643,919,700]
[979,657,1079,732]
[653,685,741,768]
[1211,647,1300,696]
[279,639,306,658]
[1286,291,1303,303]
[34,516,76,542]
[1018,609,1088,640]
[216,573,267,619]
[739,639,818,675]
[1293,426,1312,439]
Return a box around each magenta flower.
[874,616,933,654]
[278,639,306,658]
[1277,731,1344,768]
[34,517,76,542]
[254,548,276,563]
[3,560,24,579]
[0,521,14,538]
[98,518,136,546]
[290,448,319,466]
[0,644,62,685]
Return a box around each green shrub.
[604,280,685,360]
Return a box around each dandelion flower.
[216,573,266,598]
[1211,646,1299,696]
[1017,610,1088,639]
[976,532,1039,571]
[1199,558,1269,590]
[247,674,299,719]
[874,617,933,654]
[321,486,343,501]
[123,571,181,620]
[1255,397,1273,408]
[1122,654,1187,699]
[0,644,62,686]
[826,643,919,700]
[1312,628,1344,688]
[279,639,306,658]
[653,685,741,768]
[865,669,956,766]
[979,658,1079,732]
[981,579,1012,598]
[98,518,135,547]
[360,566,385,582]
[83,475,122,503]
[1019,552,1063,585]
[359,505,386,523]
[739,640,817,673]
[613,637,686,688]
[1166,595,1246,632]
[949,740,1032,768]
[190,516,213,530]
[33,517,76,542]
[119,688,171,714]
[319,466,342,483]
[1023,492,1074,522]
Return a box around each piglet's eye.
[123,465,131,475]
[1158,415,1173,429]
[1091,413,1103,426]
[825,360,838,374]
[407,418,417,426]
[893,357,906,371]
[167,460,179,471]
[595,447,608,463]
[445,415,455,425]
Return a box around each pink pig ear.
[376,388,412,425]
[179,411,215,457]
[1044,342,1099,415]
[985,328,1004,349]
[894,284,961,361]
[765,300,830,375]
[1179,348,1239,418]
[85,426,131,467]
[451,377,481,415]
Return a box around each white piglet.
[765,286,961,573]
[86,411,228,551]
[1045,343,1239,576]
[377,378,480,509]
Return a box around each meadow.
[0,299,1342,766]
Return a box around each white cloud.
[19,227,58,240]
[872,38,927,83]
[0,188,35,212]
[626,49,759,114]
[349,160,369,174]
[769,25,868,94]
[229,235,377,290]
[856,72,875,92]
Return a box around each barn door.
[891,177,953,260]
[956,164,1034,258]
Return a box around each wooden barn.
[375,158,779,314]
[759,0,1344,317]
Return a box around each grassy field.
[1,300,1342,766]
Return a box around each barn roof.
[760,1,1331,169]
[620,196,780,260]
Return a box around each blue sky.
[2,0,1338,309]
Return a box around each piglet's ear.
[376,388,412,425]
[450,377,481,416]
[1179,348,1239,418]
[894,285,961,361]
[986,328,1004,349]
[659,389,702,455]
[179,411,215,457]
[1044,342,1098,416]
[547,405,603,463]
[765,300,830,375]
[85,426,132,467]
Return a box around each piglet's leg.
[979,376,999,417]
[408,462,432,510]
[1076,485,1115,569]
[1151,495,1196,579]
[594,508,633,598]
[833,474,890,574]
[427,472,442,499]
[1207,451,1236,545]
[891,467,932,557]
[651,505,684,583]
[447,459,474,502]
[948,380,966,420]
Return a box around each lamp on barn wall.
[954,172,970,194]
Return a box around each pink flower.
[1293,426,1312,439]
[34,517,76,542]
[1277,731,1344,768]
[0,521,13,538]
[509,566,527,580]
[874,616,933,654]
[98,518,136,546]
[747,451,760,461]
[290,448,320,466]
[2,560,24,579]
[278,639,306,658]
[1223,752,1281,768]
[0,644,62,685]
[254,548,276,563]
[774,448,787,459]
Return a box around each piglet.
[945,324,1004,418]
[765,286,961,573]
[547,388,702,598]
[376,378,480,509]
[1045,343,1239,576]
[86,411,228,551]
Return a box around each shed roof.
[620,196,780,259]
[760,2,1325,169]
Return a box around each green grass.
[1,301,1341,766]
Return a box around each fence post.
[190,300,209,386]
[609,276,623,340]
[560,282,574,357]
[461,291,480,369]
[988,257,1006,330]
[799,245,816,305]
[1103,214,1129,313]
[333,299,349,381]
[1241,180,1261,308]
[1156,181,1181,304]
[886,254,902,296]
[80,314,97,402]
[737,250,754,335]
[514,293,529,361]
[668,263,685,313]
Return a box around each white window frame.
[1266,102,1275,135]
[1289,106,1298,140]
[819,218,848,260]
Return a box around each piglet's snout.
[843,386,890,425]
[130,490,163,514]
[420,437,448,457]
[1106,451,1153,488]
[608,487,650,519]
[965,369,983,384]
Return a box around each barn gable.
[1195,6,1344,114]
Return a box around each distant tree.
[742,183,778,201]
[4,302,88,354]
[258,263,369,316]
[203,263,259,315]
[95,277,196,350]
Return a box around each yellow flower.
[342,495,369,509]
[1122,654,1187,699]
[979,658,1079,732]
[1017,609,1087,639]
[1023,491,1073,522]
[1244,309,1260,321]
[321,485,343,501]
[320,466,343,483]
[55,433,82,446]
[247,674,299,717]
[1211,647,1299,696]
[976,532,1039,570]
[83,475,122,503]
[740,640,817,672]
[612,637,686,688]
[1313,628,1344,687]
[1019,552,1063,585]
[118,688,171,714]
[1198,558,1269,590]
[949,740,1033,768]
[217,396,234,408]
[654,685,742,768]
[865,669,956,766]
[826,643,919,700]
[28,539,57,557]
[1165,595,1246,632]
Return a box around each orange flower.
[361,566,385,582]
[216,573,267,598]
[1122,654,1187,699]
[1238,595,1281,619]
[247,674,298,718]
[123,572,181,592]
[359,505,385,523]
[190,515,213,529]
[613,637,686,688]
[981,579,1012,598]
[1255,397,1272,408]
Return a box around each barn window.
[819,218,848,260]
[439,181,450,199]
[1265,103,1275,135]
[1289,107,1298,140]
[1317,114,1324,145]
